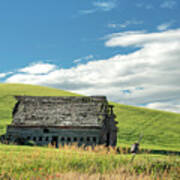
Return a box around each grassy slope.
[0,83,180,151]
[114,103,180,151]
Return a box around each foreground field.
[0,144,179,180]
[0,83,180,151]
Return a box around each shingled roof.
[12,96,110,127]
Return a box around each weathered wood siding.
[6,126,101,146]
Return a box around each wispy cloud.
[79,0,117,15]
[93,1,116,11]
[108,20,143,29]
[157,21,175,31]
[4,29,180,113]
[0,72,13,79]
[160,0,177,9]
[73,55,94,64]
[136,3,153,9]
[79,9,96,15]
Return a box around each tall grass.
[0,144,179,179]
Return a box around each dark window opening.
[27,136,31,140]
[87,137,90,142]
[67,137,71,142]
[93,137,96,142]
[51,136,58,148]
[106,133,110,146]
[39,137,42,141]
[33,137,36,141]
[82,97,90,102]
[73,137,77,142]
[61,137,65,141]
[46,137,49,141]
[43,128,49,133]
[80,137,83,142]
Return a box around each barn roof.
[12,96,110,127]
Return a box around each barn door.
[51,136,58,148]
[106,133,110,146]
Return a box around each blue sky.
[0,0,180,112]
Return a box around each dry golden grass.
[0,143,179,180]
[41,171,174,180]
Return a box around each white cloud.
[93,1,116,11]
[108,24,117,28]
[105,29,180,47]
[160,0,177,9]
[73,55,94,64]
[5,29,180,113]
[84,55,94,60]
[18,63,57,74]
[146,102,180,113]
[108,20,143,29]
[0,72,13,79]
[73,59,82,64]
[79,0,117,15]
[0,73,7,78]
[157,21,174,31]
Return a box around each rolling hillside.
[0,83,180,151]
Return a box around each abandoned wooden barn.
[2,96,117,147]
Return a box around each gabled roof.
[12,96,110,127]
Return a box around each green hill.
[0,83,180,151]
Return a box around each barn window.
[80,137,83,142]
[87,137,90,142]
[67,137,71,142]
[61,137,65,141]
[39,137,42,141]
[73,137,77,142]
[43,128,49,133]
[27,136,31,140]
[93,137,96,142]
[33,137,36,141]
[46,137,49,141]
